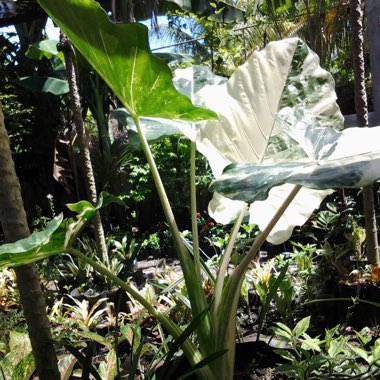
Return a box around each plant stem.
[213,204,246,317]
[242,185,302,269]
[132,116,212,356]
[214,184,302,379]
[190,142,201,278]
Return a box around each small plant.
[273,316,326,380]
[64,296,109,329]
[273,317,380,379]
[249,259,292,339]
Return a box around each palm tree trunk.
[350,0,379,264]
[366,0,380,125]
[61,34,108,262]
[0,101,60,379]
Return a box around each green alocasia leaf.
[0,215,67,269]
[67,191,124,222]
[14,76,69,95]
[25,39,64,62]
[0,192,124,269]
[107,66,227,148]
[174,39,344,244]
[66,201,96,222]
[97,191,125,209]
[37,0,216,122]
[0,215,62,253]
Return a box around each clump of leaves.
[274,317,380,379]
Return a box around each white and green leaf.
[211,111,380,202]
[174,38,344,244]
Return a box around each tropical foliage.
[0,0,379,380]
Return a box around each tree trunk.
[61,34,108,262]
[366,0,380,125]
[350,0,379,264]
[0,102,60,379]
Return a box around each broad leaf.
[25,39,64,62]
[37,0,216,121]
[14,76,69,95]
[174,39,343,244]
[67,191,124,222]
[66,201,96,222]
[0,215,66,269]
[0,192,123,269]
[11,351,36,380]
[25,39,66,71]
[211,111,380,199]
[106,66,227,148]
[0,332,34,380]
[0,215,62,256]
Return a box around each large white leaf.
[174,38,344,244]
[212,116,380,243]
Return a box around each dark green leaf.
[14,76,69,95]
